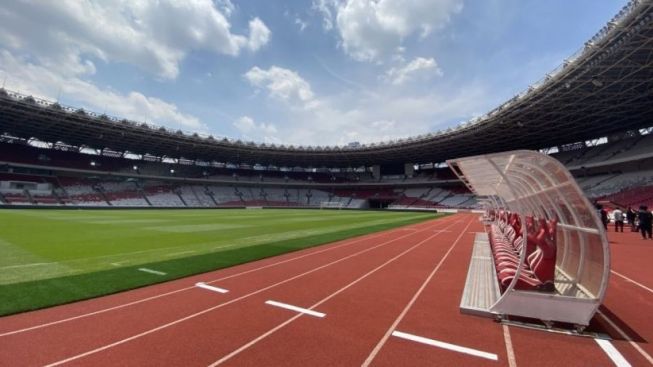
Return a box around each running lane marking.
[41,217,458,366]
[207,218,467,366]
[0,221,411,337]
[362,219,474,367]
[195,283,229,294]
[391,331,498,361]
[597,311,653,365]
[611,270,653,295]
[137,268,166,276]
[265,300,325,318]
[595,338,632,367]
[503,325,517,367]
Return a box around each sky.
[0,0,627,147]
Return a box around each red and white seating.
[489,211,557,292]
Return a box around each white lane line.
[611,270,653,295]
[503,325,517,367]
[41,218,457,367]
[195,282,229,294]
[391,331,498,361]
[597,311,653,365]
[362,219,474,367]
[0,220,422,338]
[137,268,166,276]
[595,338,632,367]
[208,218,465,367]
[265,300,325,318]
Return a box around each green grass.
[0,209,440,316]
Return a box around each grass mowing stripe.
[0,210,441,316]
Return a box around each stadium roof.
[1,0,653,168]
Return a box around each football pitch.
[0,208,439,315]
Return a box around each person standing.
[613,208,624,232]
[627,207,637,232]
[638,205,653,239]
[598,204,609,230]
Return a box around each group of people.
[600,204,653,239]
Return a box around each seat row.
[489,212,557,292]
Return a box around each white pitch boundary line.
[207,219,466,367]
[361,219,474,367]
[0,219,428,338]
[391,331,498,361]
[265,300,325,318]
[195,282,229,294]
[0,262,53,269]
[41,218,459,367]
[611,270,653,295]
[597,310,653,365]
[595,338,632,367]
[137,268,166,276]
[165,250,196,257]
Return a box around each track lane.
[1,216,457,366]
[360,219,510,366]
[597,274,653,365]
[42,216,466,366]
[203,216,477,366]
[608,230,653,289]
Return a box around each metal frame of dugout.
[448,150,610,330]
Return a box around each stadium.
[1,1,653,366]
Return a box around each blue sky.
[0,0,626,146]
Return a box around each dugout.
[448,150,610,329]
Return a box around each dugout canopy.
[448,150,610,327]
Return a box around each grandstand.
[1,1,653,366]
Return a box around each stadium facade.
[1,0,653,209]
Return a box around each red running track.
[0,213,652,366]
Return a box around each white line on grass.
[165,250,196,257]
[41,217,459,367]
[195,282,229,294]
[0,262,53,269]
[391,330,498,361]
[265,300,325,318]
[595,338,632,367]
[137,268,166,276]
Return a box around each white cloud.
[0,51,205,131]
[384,57,443,85]
[248,18,272,51]
[244,66,318,109]
[314,0,463,62]
[240,63,494,146]
[233,116,279,143]
[0,0,271,80]
[312,0,338,30]
[295,18,309,32]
